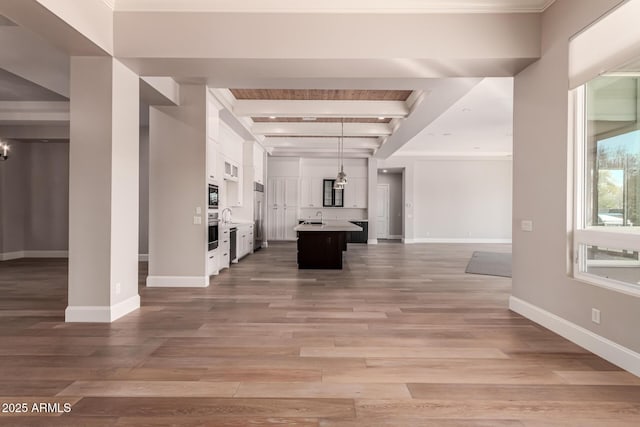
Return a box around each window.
[323,179,344,207]
[573,75,640,295]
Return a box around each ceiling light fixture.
[269,116,276,119]
[382,169,388,173]
[333,119,347,190]
[378,117,385,120]
[0,141,9,161]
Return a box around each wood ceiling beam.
[233,100,408,118]
[264,136,381,149]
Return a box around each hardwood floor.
[1,242,639,426]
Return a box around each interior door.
[376,184,390,239]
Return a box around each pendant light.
[333,119,347,189]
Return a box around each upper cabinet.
[253,144,265,184]
[343,177,368,209]
[300,177,323,208]
[224,159,240,181]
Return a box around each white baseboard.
[138,254,149,262]
[367,239,378,245]
[402,238,414,244]
[407,238,512,244]
[65,294,140,323]
[1,250,69,260]
[509,296,640,377]
[1,251,24,261]
[24,250,69,258]
[146,275,210,287]
[262,241,269,248]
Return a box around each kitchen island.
[294,220,363,269]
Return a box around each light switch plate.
[521,220,533,232]
[194,216,202,225]
[196,207,202,214]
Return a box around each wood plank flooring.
[1,242,640,426]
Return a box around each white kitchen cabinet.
[267,177,299,241]
[300,177,323,208]
[224,159,240,181]
[219,228,230,270]
[237,224,254,259]
[207,249,218,276]
[343,177,368,208]
[207,139,219,182]
[253,145,264,184]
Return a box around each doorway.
[377,169,404,242]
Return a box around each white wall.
[0,141,29,257]
[26,141,69,252]
[380,156,512,242]
[0,140,70,260]
[148,84,207,283]
[139,126,149,255]
[513,0,640,357]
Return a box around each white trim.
[262,241,269,248]
[408,238,512,244]
[509,296,640,377]
[402,238,414,244]
[138,254,149,262]
[387,235,402,239]
[0,251,24,261]
[1,250,69,260]
[65,295,140,323]
[367,239,378,245]
[146,275,210,287]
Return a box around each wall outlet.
[591,308,601,324]
[521,220,533,232]
[193,216,202,225]
[115,283,121,295]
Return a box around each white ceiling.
[112,0,556,13]
[1,2,522,156]
[395,77,513,157]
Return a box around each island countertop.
[294,220,363,232]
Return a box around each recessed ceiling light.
[378,117,385,120]
[269,116,276,119]
[382,169,388,173]
[473,146,480,149]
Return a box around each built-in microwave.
[208,184,219,209]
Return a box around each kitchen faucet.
[316,211,323,224]
[221,207,233,224]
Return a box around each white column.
[66,57,140,322]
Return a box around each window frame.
[572,85,640,297]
